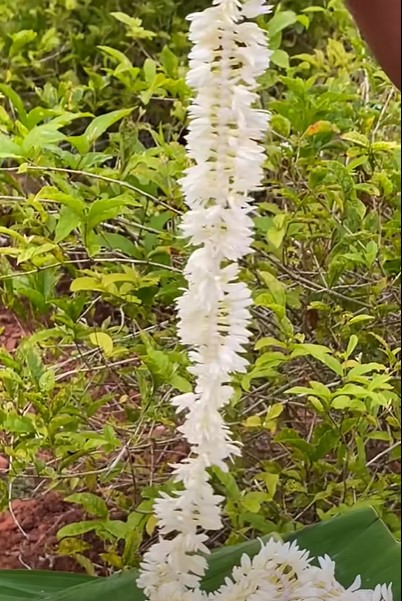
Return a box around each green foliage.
[0,508,399,599]
[0,0,400,578]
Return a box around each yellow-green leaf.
[89,332,114,357]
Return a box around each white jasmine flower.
[137,1,394,600]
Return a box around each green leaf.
[345,335,358,359]
[57,521,100,540]
[143,58,157,83]
[267,11,297,37]
[0,134,23,159]
[86,197,131,232]
[341,131,370,147]
[65,492,108,518]
[9,30,37,56]
[331,396,366,411]
[111,12,155,40]
[169,374,192,393]
[266,225,286,248]
[55,206,81,243]
[2,415,35,433]
[69,109,133,153]
[290,344,344,377]
[88,332,114,357]
[70,277,100,292]
[242,491,267,513]
[22,123,66,152]
[45,571,143,601]
[0,84,28,125]
[0,570,93,599]
[270,49,289,69]
[98,46,133,70]
[348,315,375,325]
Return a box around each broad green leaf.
[36,188,85,217]
[242,491,268,513]
[9,29,37,55]
[86,197,132,232]
[2,415,35,433]
[0,570,93,599]
[331,396,366,411]
[84,109,133,145]
[341,131,370,147]
[143,58,157,83]
[270,49,289,69]
[42,571,144,601]
[56,521,100,540]
[345,335,358,359]
[290,344,344,377]
[88,332,114,357]
[243,415,262,428]
[68,109,133,153]
[111,12,155,40]
[99,233,138,257]
[65,492,108,518]
[22,124,66,152]
[267,11,297,37]
[70,277,100,292]
[254,336,286,350]
[55,206,81,243]
[267,225,286,248]
[0,134,23,158]
[0,84,28,125]
[98,46,133,70]
[169,373,192,393]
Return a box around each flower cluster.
[137,1,394,600]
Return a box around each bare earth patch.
[0,493,97,571]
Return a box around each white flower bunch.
[137,1,394,600]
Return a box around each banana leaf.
[0,507,399,601]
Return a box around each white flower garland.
[137,1,394,600]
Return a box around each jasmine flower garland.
[137,1,394,600]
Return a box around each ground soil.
[0,308,96,572]
[0,492,102,571]
[0,305,29,352]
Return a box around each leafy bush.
[0,0,400,575]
